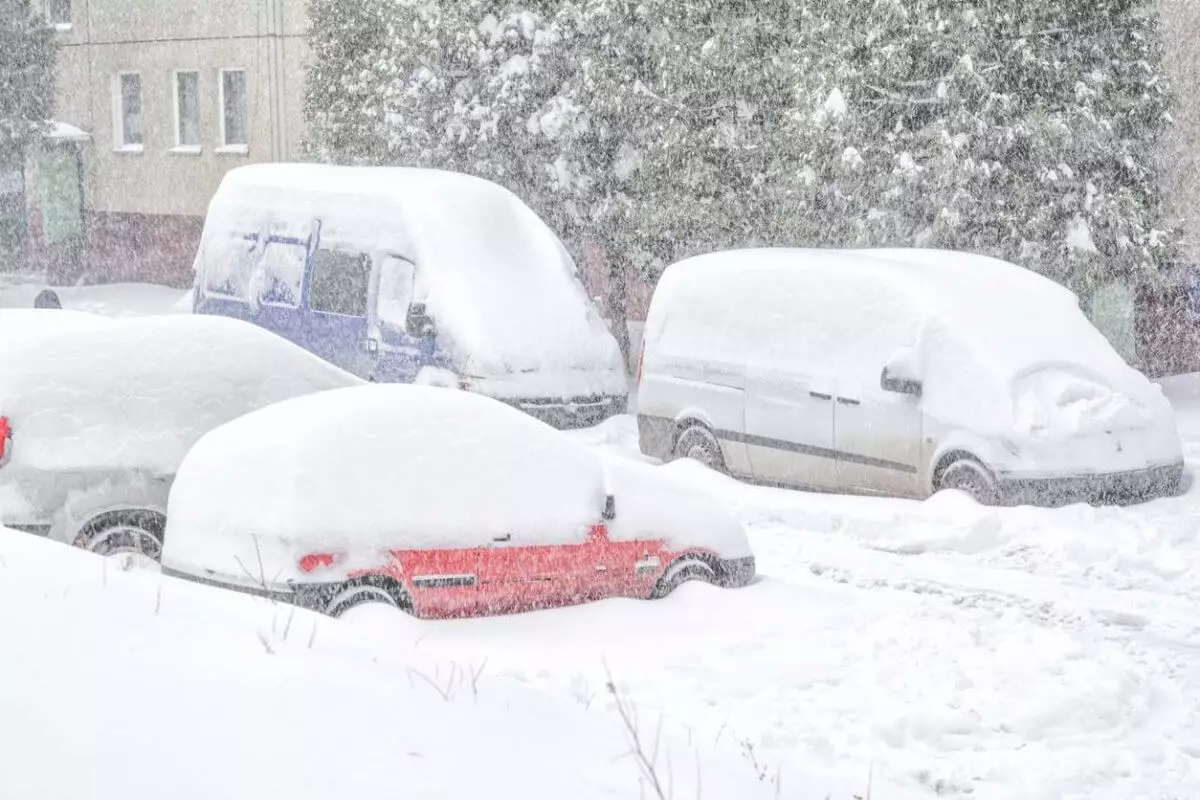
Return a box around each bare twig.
[603,660,669,800]
[256,631,275,655]
[469,658,488,703]
[407,666,454,701]
[154,583,162,615]
[307,621,318,649]
[282,605,296,642]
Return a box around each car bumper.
[715,555,756,588]
[162,564,327,608]
[995,461,1184,507]
[506,394,628,430]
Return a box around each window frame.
[112,71,144,153]
[171,69,202,153]
[47,0,71,28]
[217,68,249,154]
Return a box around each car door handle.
[836,397,861,406]
[809,391,832,400]
[492,533,511,543]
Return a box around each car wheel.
[82,511,165,571]
[938,458,998,505]
[326,580,409,618]
[673,425,727,473]
[651,556,717,599]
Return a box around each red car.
[161,385,754,618]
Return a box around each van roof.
[217,163,514,207]
[665,247,1076,309]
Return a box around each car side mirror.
[881,365,923,398]
[602,494,616,521]
[405,302,436,339]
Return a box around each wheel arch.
[72,506,167,549]
[338,572,413,611]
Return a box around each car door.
[369,254,427,384]
[304,245,373,377]
[743,364,839,490]
[391,546,484,619]
[832,385,924,497]
[473,532,568,615]
[251,237,308,346]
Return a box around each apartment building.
[44,0,308,285]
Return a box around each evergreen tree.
[0,0,57,169]
[306,0,1179,310]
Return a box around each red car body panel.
[336,522,717,619]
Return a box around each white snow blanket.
[199,164,625,382]
[165,385,610,583]
[604,455,752,558]
[0,308,111,340]
[0,315,359,473]
[0,528,792,800]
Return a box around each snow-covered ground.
[0,529,798,800]
[0,279,190,316]
[4,282,1200,798]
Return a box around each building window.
[219,69,248,151]
[47,0,71,26]
[174,71,200,150]
[114,72,143,150]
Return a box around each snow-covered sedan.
[0,314,361,563]
[161,385,755,618]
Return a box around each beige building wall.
[49,0,309,218]
[39,0,309,282]
[1160,0,1200,264]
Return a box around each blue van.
[192,164,628,428]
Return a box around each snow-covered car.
[0,314,361,561]
[637,247,1184,506]
[161,384,754,618]
[192,163,629,429]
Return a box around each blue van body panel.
[193,229,450,384]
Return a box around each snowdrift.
[0,528,788,800]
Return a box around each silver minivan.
[636,248,1183,506]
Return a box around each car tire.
[326,579,410,618]
[938,458,999,505]
[80,510,165,570]
[673,424,727,473]
[651,556,717,599]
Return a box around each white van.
[636,248,1184,505]
[193,164,628,429]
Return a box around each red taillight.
[0,416,10,466]
[298,553,336,573]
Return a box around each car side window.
[377,255,416,327]
[256,240,306,308]
[309,247,371,317]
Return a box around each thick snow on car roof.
[165,385,610,580]
[0,314,359,473]
[202,164,622,376]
